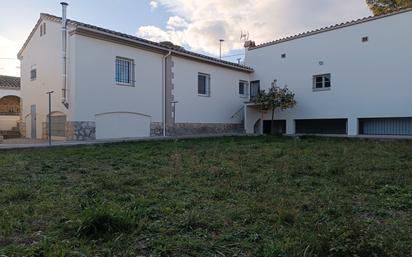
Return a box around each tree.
[252,81,296,135]
[366,0,412,15]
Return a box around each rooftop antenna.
[240,30,249,42]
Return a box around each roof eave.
[249,7,412,50]
[74,26,253,73]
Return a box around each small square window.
[115,57,135,86]
[198,73,210,96]
[362,36,368,42]
[30,65,37,81]
[313,74,331,91]
[281,53,286,59]
[239,80,249,97]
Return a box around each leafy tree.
[252,81,296,135]
[366,0,412,15]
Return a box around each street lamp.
[219,39,225,59]
[46,91,54,146]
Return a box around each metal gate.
[359,118,412,136]
[50,115,66,137]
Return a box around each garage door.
[95,112,151,139]
[359,118,412,136]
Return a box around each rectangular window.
[198,73,210,96]
[313,74,331,91]
[115,57,135,86]
[250,80,260,98]
[30,65,37,81]
[40,23,46,37]
[239,80,248,97]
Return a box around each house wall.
[71,34,164,139]
[171,56,250,135]
[245,10,412,135]
[20,20,72,139]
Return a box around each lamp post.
[219,39,224,59]
[46,91,54,146]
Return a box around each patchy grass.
[0,136,411,257]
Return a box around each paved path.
[0,134,249,150]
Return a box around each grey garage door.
[359,118,412,136]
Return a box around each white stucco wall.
[244,10,412,135]
[20,19,72,139]
[0,89,20,99]
[72,35,164,125]
[172,56,251,124]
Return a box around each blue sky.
[0,0,372,76]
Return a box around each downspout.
[162,51,172,137]
[61,2,69,109]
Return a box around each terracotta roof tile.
[0,76,20,89]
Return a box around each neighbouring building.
[244,8,412,137]
[18,4,412,141]
[0,75,22,138]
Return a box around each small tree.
[366,0,412,15]
[252,81,296,135]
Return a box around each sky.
[0,0,372,77]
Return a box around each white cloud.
[167,16,188,30]
[0,35,19,76]
[138,0,371,56]
[150,1,158,10]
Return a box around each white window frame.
[115,57,135,86]
[313,74,331,91]
[30,65,37,81]
[198,73,211,97]
[239,80,249,98]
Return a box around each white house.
[244,8,412,137]
[18,4,412,141]
[0,75,21,137]
[18,3,252,140]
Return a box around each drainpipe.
[61,2,69,109]
[162,51,172,137]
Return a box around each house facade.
[244,8,412,137]
[18,11,252,140]
[0,76,21,135]
[18,6,412,141]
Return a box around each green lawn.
[0,136,411,257]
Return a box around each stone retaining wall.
[66,121,96,141]
[166,123,244,136]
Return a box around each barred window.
[198,73,211,96]
[30,65,37,81]
[239,80,249,97]
[115,57,134,86]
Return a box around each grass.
[0,136,411,257]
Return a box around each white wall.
[245,11,412,135]
[72,35,164,124]
[172,56,250,124]
[0,116,19,130]
[20,19,72,139]
[0,89,20,99]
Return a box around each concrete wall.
[20,19,73,139]
[244,10,412,135]
[172,56,250,125]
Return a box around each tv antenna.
[240,30,249,42]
